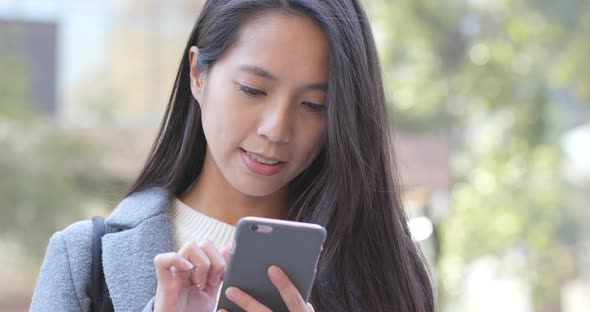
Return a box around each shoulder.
[31,220,94,311]
[56,220,95,294]
[106,186,173,229]
[50,186,172,256]
[59,219,94,249]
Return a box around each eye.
[303,101,325,112]
[238,84,267,97]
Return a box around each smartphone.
[217,216,327,312]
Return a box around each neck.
[180,149,288,225]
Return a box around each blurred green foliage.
[0,1,588,310]
[372,0,589,310]
[0,53,31,120]
[0,55,127,259]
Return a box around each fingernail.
[181,259,194,270]
[268,265,281,280]
[226,287,240,300]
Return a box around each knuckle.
[201,258,211,270]
[214,267,225,278]
[217,260,227,272]
[179,241,196,253]
[153,253,165,266]
[242,298,254,310]
[210,254,224,269]
[187,241,201,253]
[195,257,211,273]
[281,286,303,308]
[286,294,301,308]
[275,276,289,288]
[199,253,212,268]
[199,240,214,250]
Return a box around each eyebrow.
[239,65,328,92]
[239,65,277,81]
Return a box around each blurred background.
[0,0,588,311]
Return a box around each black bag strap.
[88,216,114,312]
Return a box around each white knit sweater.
[169,197,235,251]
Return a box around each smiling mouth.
[239,148,288,176]
[241,148,286,165]
[246,151,280,165]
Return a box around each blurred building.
[396,133,452,264]
[0,19,57,115]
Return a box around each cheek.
[201,84,232,135]
[201,91,254,152]
[201,102,232,162]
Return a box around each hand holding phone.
[217,217,326,312]
[220,265,316,312]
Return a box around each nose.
[257,102,292,144]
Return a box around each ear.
[188,46,205,104]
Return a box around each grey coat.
[31,187,174,312]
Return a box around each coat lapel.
[101,187,175,311]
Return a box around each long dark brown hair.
[128,0,434,310]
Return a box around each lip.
[242,149,285,162]
[240,148,287,176]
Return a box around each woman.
[31,0,434,311]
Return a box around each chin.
[230,178,285,197]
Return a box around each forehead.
[215,11,329,81]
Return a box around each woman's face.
[189,12,328,197]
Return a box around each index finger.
[267,265,308,311]
[178,242,211,288]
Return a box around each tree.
[369,0,590,310]
[0,54,126,261]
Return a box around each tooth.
[247,151,278,165]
